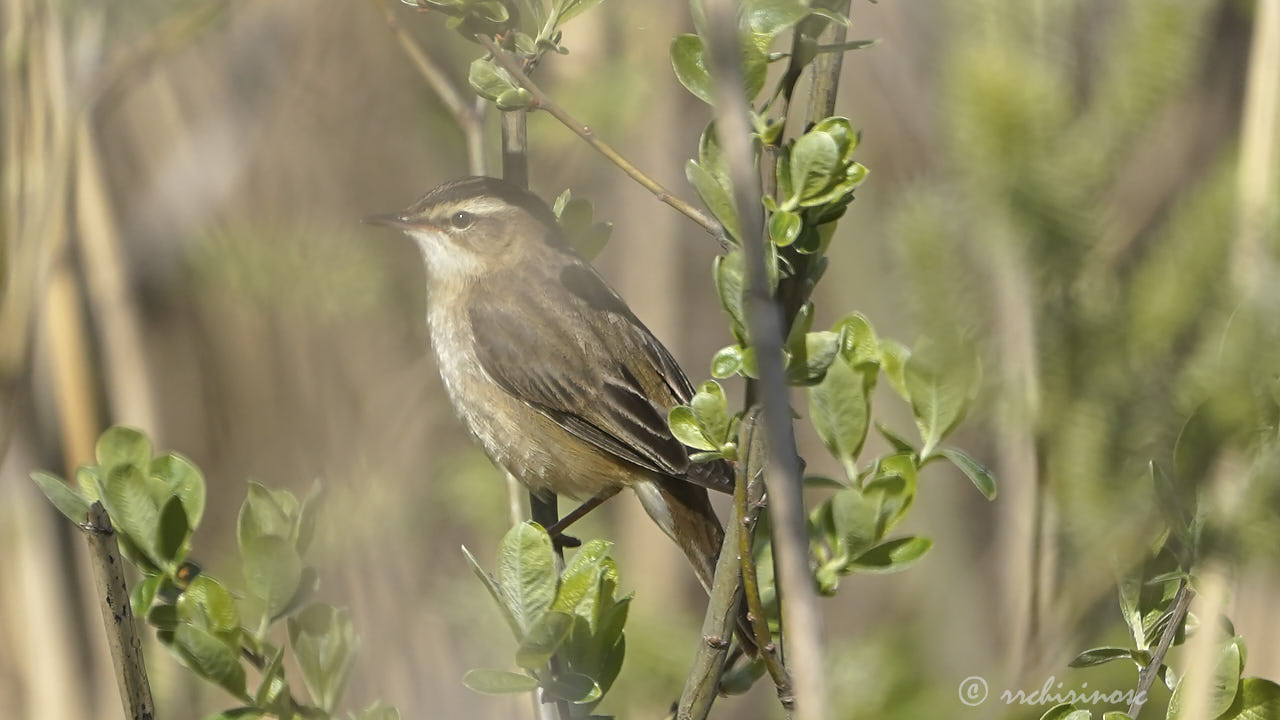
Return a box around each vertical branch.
[83,503,156,720]
[677,408,775,719]
[501,110,529,188]
[676,491,747,720]
[372,0,488,176]
[494,56,566,720]
[802,1,852,127]
[702,3,828,720]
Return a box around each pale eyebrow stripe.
[423,197,513,221]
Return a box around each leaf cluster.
[1052,447,1280,720]
[31,426,396,720]
[462,522,629,718]
[422,0,605,110]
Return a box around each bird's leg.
[545,487,622,547]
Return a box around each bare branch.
[83,503,156,720]
[702,2,829,719]
[1127,579,1193,718]
[676,491,747,720]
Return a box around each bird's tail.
[635,477,760,657]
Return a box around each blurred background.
[1,0,1278,718]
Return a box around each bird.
[365,176,748,628]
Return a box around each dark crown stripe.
[403,176,561,233]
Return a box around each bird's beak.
[361,212,415,231]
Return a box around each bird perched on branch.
[366,176,754,650]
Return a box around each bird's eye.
[449,211,475,230]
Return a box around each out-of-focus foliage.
[2,0,1278,718]
[31,427,398,720]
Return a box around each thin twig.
[676,482,749,719]
[677,407,775,718]
[83,503,156,720]
[702,2,828,719]
[1127,580,1194,718]
[372,0,487,176]
[734,410,793,707]
[474,34,728,247]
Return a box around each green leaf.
[788,331,842,385]
[937,447,997,500]
[468,56,519,102]
[741,32,770,101]
[904,339,979,458]
[30,471,90,524]
[178,576,240,640]
[498,522,557,634]
[237,482,296,552]
[1118,572,1146,650]
[557,0,605,24]
[242,536,304,621]
[95,426,152,473]
[1101,713,1133,720]
[720,656,767,695]
[807,356,870,482]
[154,495,190,566]
[1168,638,1242,718]
[288,604,357,713]
[831,487,879,557]
[553,540,613,614]
[714,250,748,338]
[878,338,911,400]
[294,479,323,555]
[670,34,713,105]
[1039,705,1091,720]
[151,453,205,530]
[131,574,163,618]
[515,611,573,669]
[698,122,730,186]
[746,0,810,35]
[788,129,840,206]
[463,669,539,695]
[1069,647,1132,668]
[174,623,248,700]
[711,345,744,378]
[692,381,730,446]
[768,209,802,246]
[848,536,932,574]
[868,454,917,534]
[687,160,740,241]
[76,465,101,503]
[555,193,611,260]
[834,313,879,366]
[495,87,533,111]
[102,464,160,562]
[253,644,288,710]
[462,545,521,637]
[818,38,879,53]
[543,672,602,704]
[669,406,717,451]
[1215,677,1280,719]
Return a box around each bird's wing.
[468,262,698,480]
